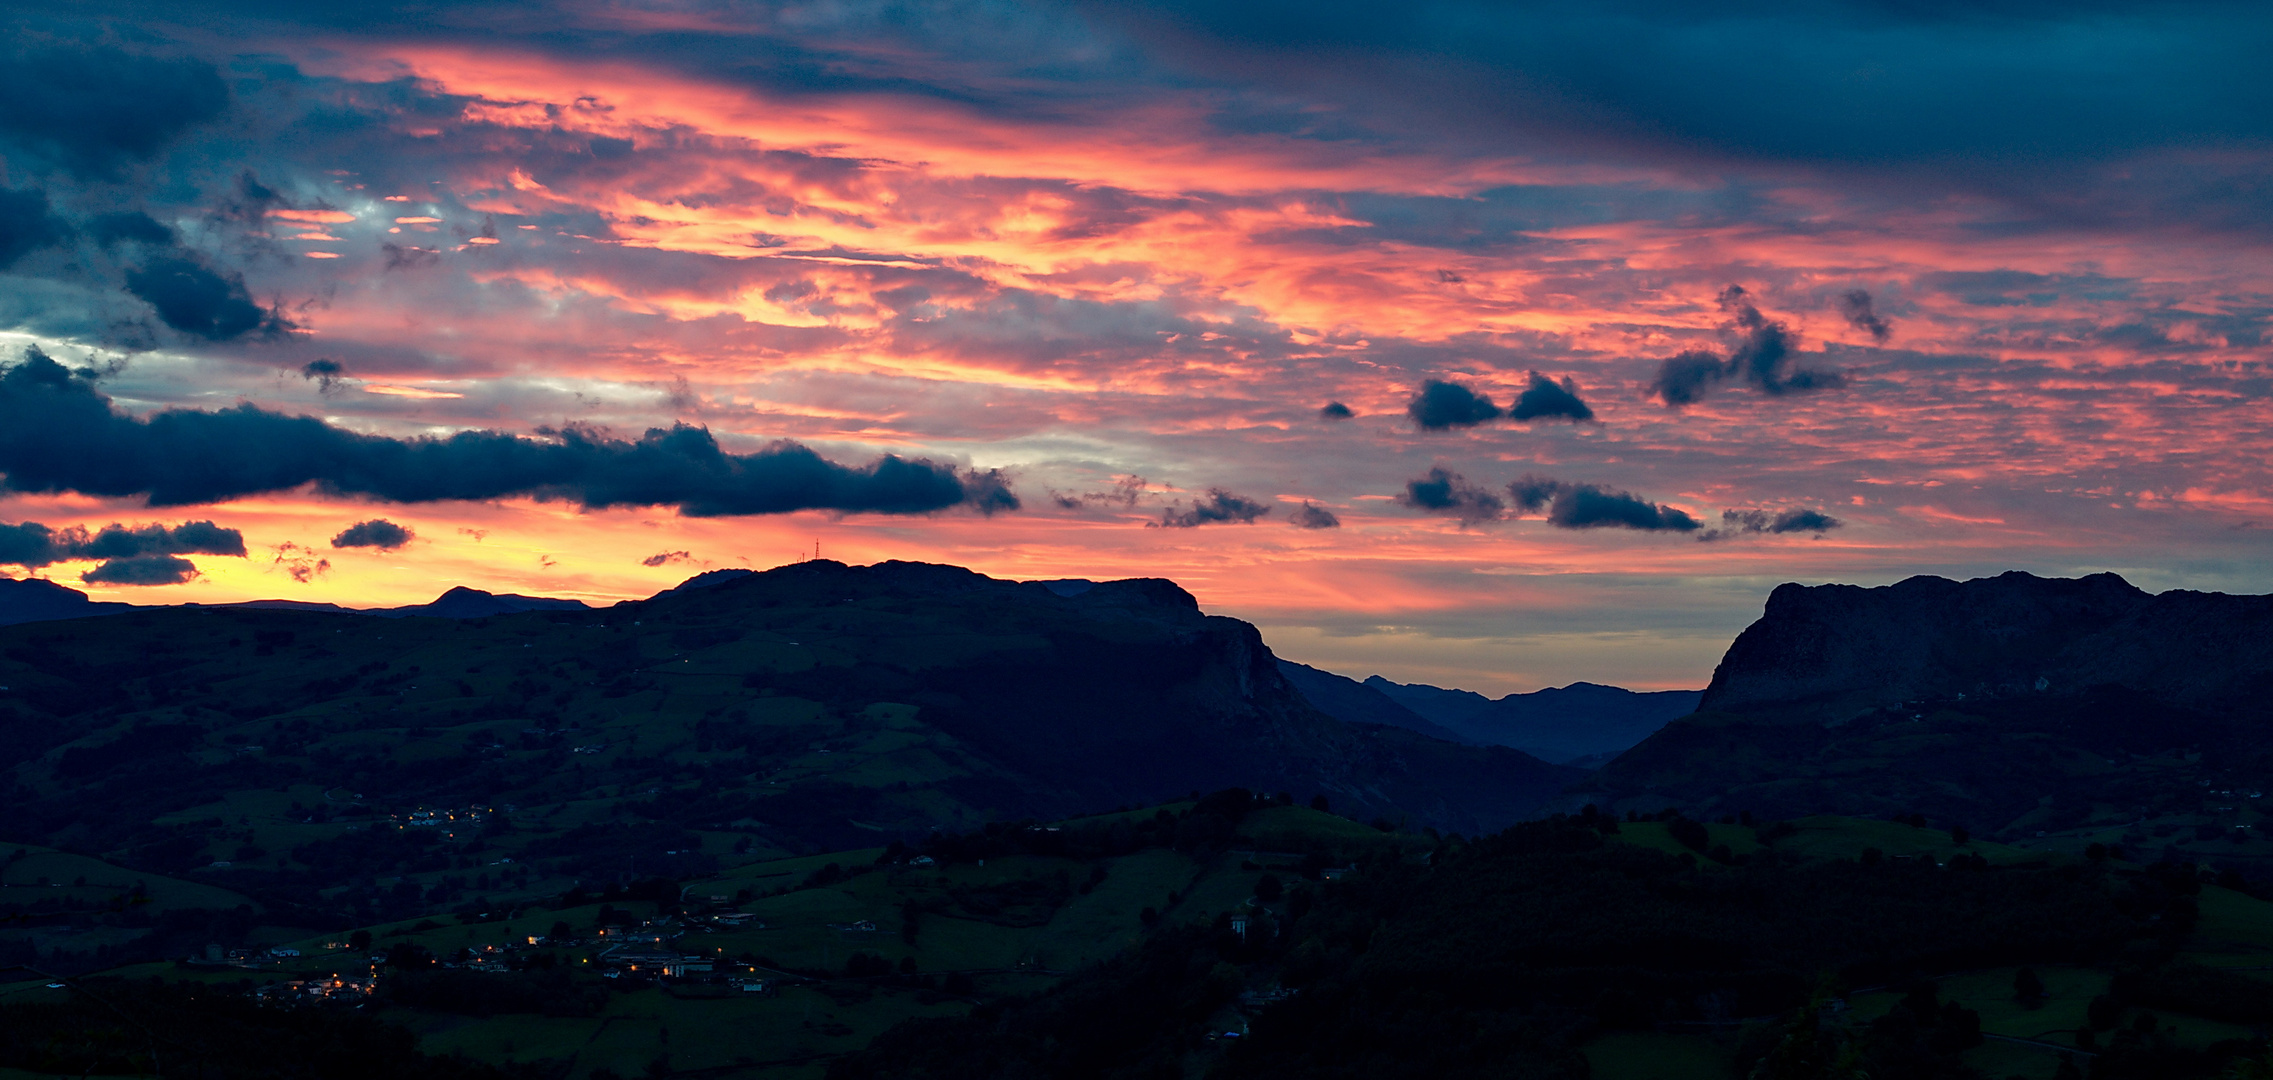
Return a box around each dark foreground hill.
[1573,572,2273,853]
[0,559,1574,962]
[833,810,2243,1080]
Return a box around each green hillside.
[10,795,1385,1079]
[0,560,1571,977]
[9,804,2273,1079]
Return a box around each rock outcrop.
[1700,571,2273,721]
[1572,572,2273,840]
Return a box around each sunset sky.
[2,0,2268,693]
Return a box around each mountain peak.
[380,586,591,619]
[1701,569,2242,721]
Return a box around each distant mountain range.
[0,562,1578,898]
[1275,659,1700,767]
[18,564,2268,866]
[6,571,1696,772]
[0,576,589,626]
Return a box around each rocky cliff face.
[1574,572,2273,843]
[1700,571,2273,721]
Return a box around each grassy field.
[1765,815,2047,865]
[1605,813,2051,870]
[29,805,1364,1078]
[0,845,253,913]
[2184,884,2273,968]
[1582,1030,1735,1079]
[323,837,1275,1079]
[29,805,2273,1078]
[1578,816,2273,1080]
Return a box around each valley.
[3,564,2272,1079]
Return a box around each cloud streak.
[1700,508,1843,541]
[1510,474,1700,532]
[1153,488,1270,527]
[80,554,199,586]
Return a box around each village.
[222,898,787,1008]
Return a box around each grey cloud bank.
[0,349,1016,518]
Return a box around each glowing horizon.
[2,1,2268,695]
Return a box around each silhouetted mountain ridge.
[0,576,129,626]
[1700,570,2273,720]
[0,578,591,624]
[0,559,1577,912]
[1575,571,2273,851]
[1354,674,1701,765]
[1274,660,1475,744]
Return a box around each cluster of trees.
[0,978,539,1079]
[378,946,603,1018]
[831,811,2216,1080]
[1744,983,1983,1079]
[883,789,1320,870]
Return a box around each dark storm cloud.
[1650,286,1847,407]
[1290,501,1340,528]
[331,519,414,550]
[1407,379,1501,429]
[301,359,349,394]
[1153,488,1270,527]
[1720,286,1837,395]
[1399,467,1504,525]
[1918,269,2136,307]
[88,211,175,248]
[1319,401,1354,420]
[0,348,1018,517]
[0,42,228,178]
[1765,509,1840,533]
[1507,371,1594,422]
[383,243,441,271]
[1095,1,2273,179]
[0,518,245,567]
[1650,350,1726,408]
[123,256,286,341]
[1508,473,1561,515]
[1508,474,1699,532]
[1837,289,1892,344]
[0,188,68,269]
[0,525,50,568]
[80,554,198,586]
[1702,508,1844,540]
